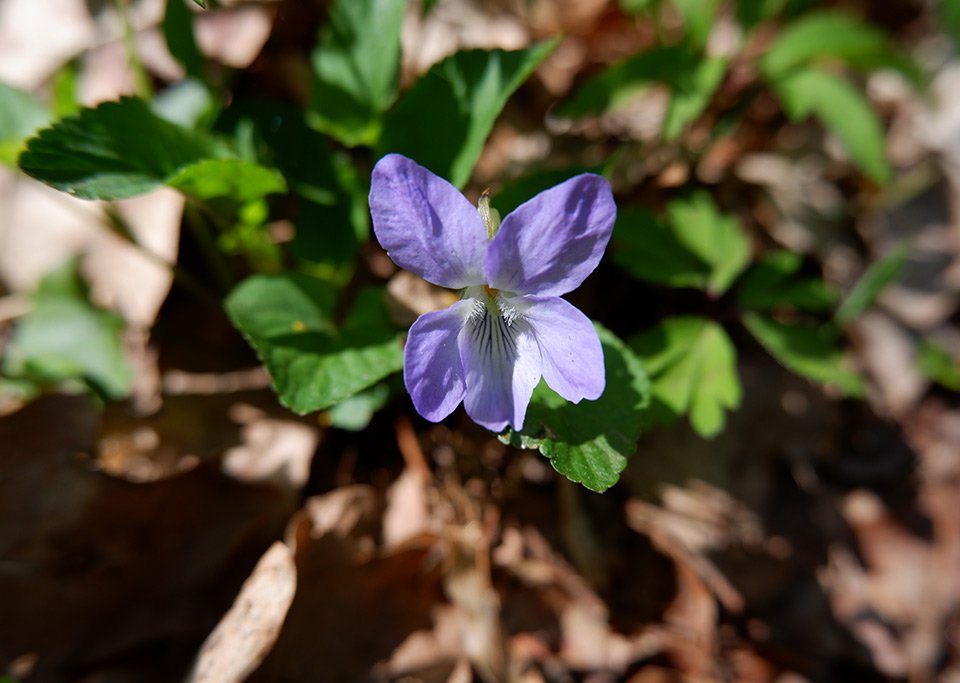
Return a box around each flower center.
[465,290,524,374]
[467,288,521,328]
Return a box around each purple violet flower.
[370,154,615,431]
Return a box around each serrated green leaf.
[557,46,689,119]
[309,0,406,147]
[773,67,891,184]
[168,158,286,201]
[612,206,711,289]
[19,97,229,199]
[2,260,132,400]
[918,339,960,391]
[163,0,204,80]
[761,12,894,80]
[379,40,558,188]
[743,312,864,396]
[667,192,751,295]
[630,316,741,438]
[663,56,727,139]
[225,274,403,413]
[0,81,50,166]
[835,244,908,324]
[506,324,650,493]
[737,250,836,312]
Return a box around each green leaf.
[672,0,721,48]
[557,46,688,119]
[217,102,369,282]
[328,382,392,430]
[942,0,960,50]
[612,206,711,289]
[773,67,891,184]
[737,250,836,312]
[309,0,407,147]
[379,40,558,188]
[19,97,229,199]
[743,312,864,396]
[736,0,788,30]
[225,274,404,413]
[761,11,895,80]
[835,244,908,324]
[619,0,654,15]
[167,158,286,201]
[918,339,960,391]
[630,316,741,438]
[2,260,133,400]
[666,192,751,295]
[163,0,204,80]
[153,78,217,128]
[505,324,650,493]
[0,81,50,166]
[663,56,727,140]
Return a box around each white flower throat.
[466,287,521,327]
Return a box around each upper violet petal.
[521,295,605,402]
[485,174,615,296]
[458,301,542,431]
[403,301,471,422]
[370,154,487,289]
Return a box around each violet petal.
[458,300,542,431]
[403,301,471,422]
[521,295,605,402]
[370,154,487,289]
[485,174,615,296]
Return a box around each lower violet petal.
[403,301,471,422]
[521,295,605,402]
[459,298,542,431]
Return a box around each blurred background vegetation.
[1,0,959,680]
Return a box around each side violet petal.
[521,295,605,402]
[485,174,616,296]
[403,301,472,422]
[458,299,542,431]
[370,154,487,289]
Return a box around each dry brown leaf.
[401,0,530,83]
[195,3,276,69]
[383,466,433,549]
[221,404,318,491]
[0,0,95,89]
[855,311,926,418]
[387,270,460,326]
[249,488,445,681]
[0,174,183,330]
[188,542,297,683]
[0,394,293,681]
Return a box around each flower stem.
[110,0,153,100]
